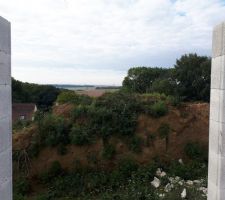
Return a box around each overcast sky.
[1,0,225,85]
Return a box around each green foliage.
[12,78,60,110]
[13,194,27,200]
[57,91,79,104]
[122,67,173,93]
[57,91,93,105]
[13,120,31,131]
[39,114,71,147]
[118,158,138,178]
[40,161,63,184]
[70,124,92,145]
[122,54,211,102]
[151,78,176,96]
[128,136,143,153]
[175,53,211,102]
[184,142,208,162]
[148,101,168,117]
[168,160,207,180]
[166,95,181,106]
[14,177,31,196]
[102,144,116,160]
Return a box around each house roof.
[12,103,36,122]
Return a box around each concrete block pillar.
[0,17,12,200]
[208,21,225,200]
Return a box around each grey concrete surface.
[208,21,225,200]
[0,16,12,200]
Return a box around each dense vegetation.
[122,53,211,102]
[12,78,60,110]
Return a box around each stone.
[181,188,187,199]
[0,16,12,200]
[186,180,193,186]
[151,177,161,188]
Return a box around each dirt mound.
[13,102,209,176]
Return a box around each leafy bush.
[57,91,93,105]
[128,136,143,153]
[40,161,63,184]
[70,124,92,145]
[14,177,31,196]
[39,114,71,147]
[168,160,207,180]
[148,101,168,118]
[184,142,208,162]
[56,91,79,104]
[166,95,181,106]
[118,158,138,178]
[13,194,27,200]
[102,144,116,160]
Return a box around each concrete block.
[0,116,11,154]
[210,88,220,121]
[212,22,225,58]
[209,119,220,154]
[0,16,11,200]
[0,179,12,200]
[0,17,10,55]
[0,52,11,85]
[211,56,222,89]
[0,148,12,181]
[208,180,218,200]
[208,150,219,185]
[0,84,11,119]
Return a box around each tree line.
[122,53,211,102]
[12,78,60,110]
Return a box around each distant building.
[12,103,37,123]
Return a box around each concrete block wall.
[208,22,225,200]
[0,16,12,200]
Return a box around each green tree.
[122,67,172,93]
[174,53,211,101]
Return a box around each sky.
[0,0,225,85]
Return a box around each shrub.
[56,91,79,104]
[70,125,92,145]
[39,114,71,147]
[102,144,116,160]
[168,160,207,180]
[57,91,93,105]
[14,177,31,196]
[184,142,208,162]
[118,158,138,178]
[39,161,63,184]
[13,194,26,200]
[166,95,181,106]
[148,101,168,117]
[128,136,143,153]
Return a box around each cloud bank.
[0,0,225,85]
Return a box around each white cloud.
[0,0,224,85]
